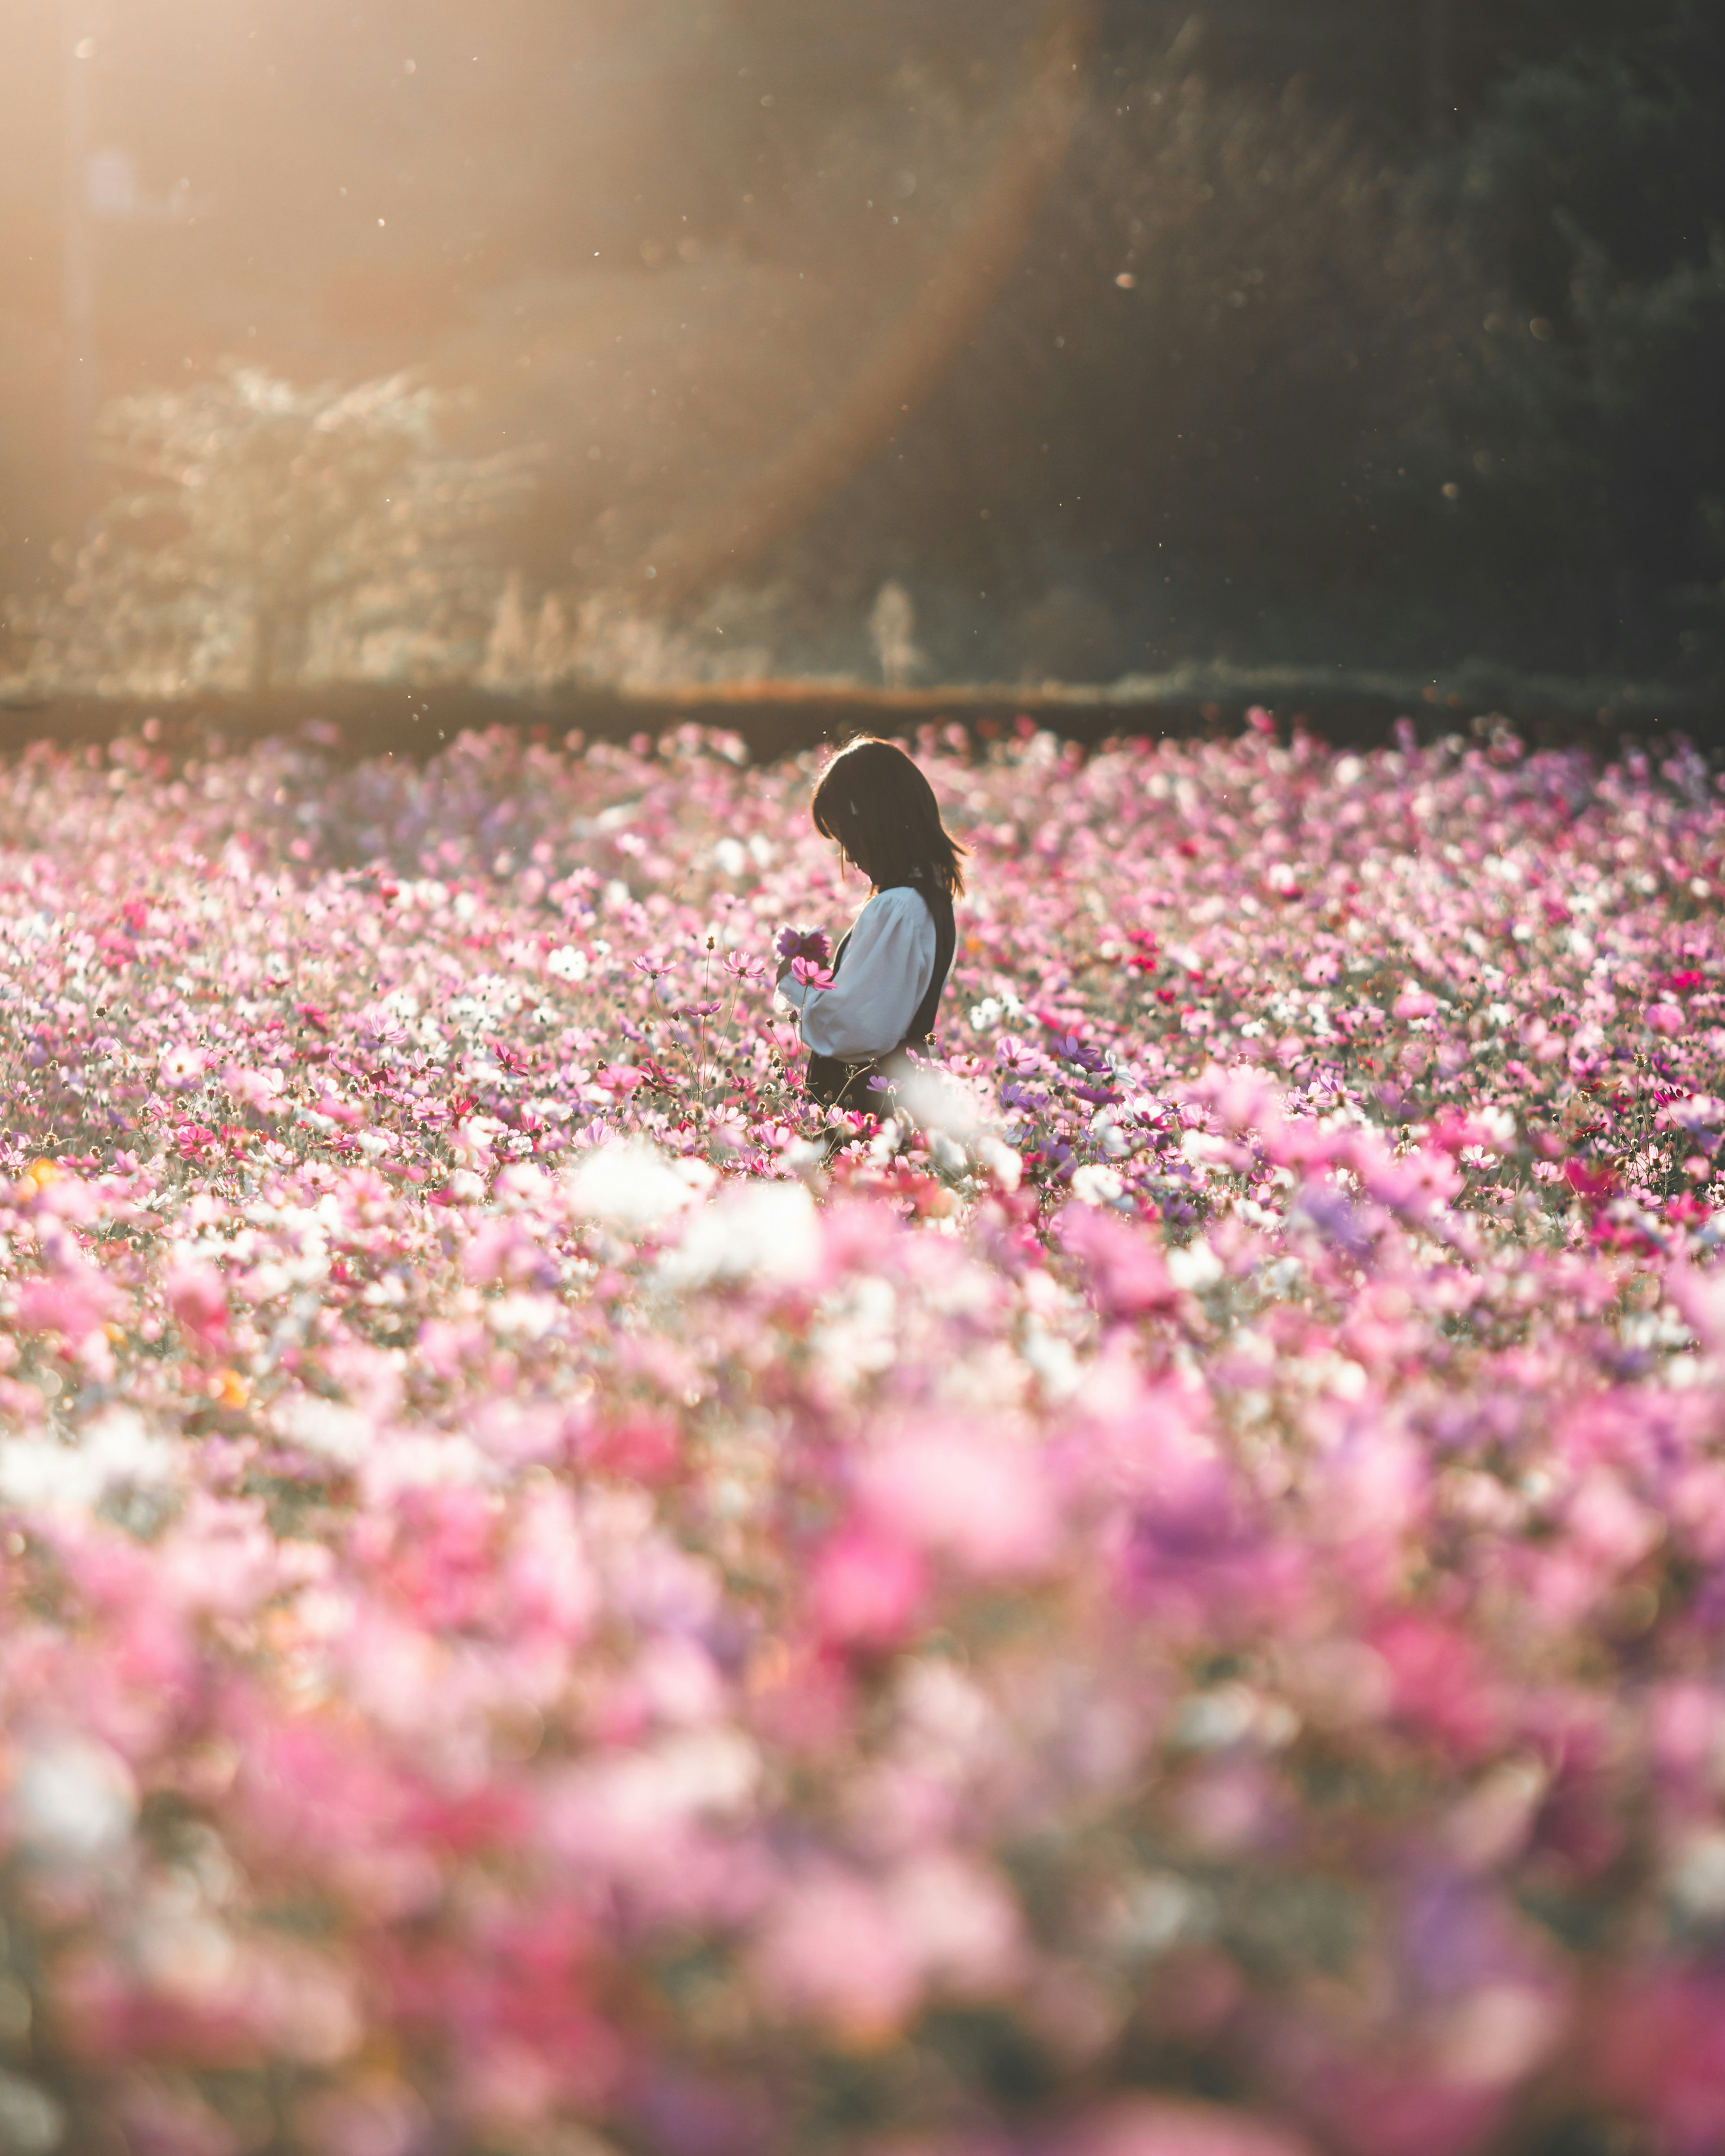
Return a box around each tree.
[11,365,538,695]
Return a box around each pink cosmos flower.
[1372,1614,1503,1762]
[165,1262,229,1355]
[858,1430,1057,1578]
[15,1262,120,1346]
[807,1522,927,1649]
[505,1484,598,1645]
[1057,1203,1178,1317]
[753,1865,921,2037]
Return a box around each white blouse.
[778,884,947,1062]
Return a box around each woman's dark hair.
[810,738,968,899]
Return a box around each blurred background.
[1,0,1721,699]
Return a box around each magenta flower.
[775,925,832,963]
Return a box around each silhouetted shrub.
[8,366,537,696]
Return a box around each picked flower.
[776,925,832,964]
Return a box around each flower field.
[3,713,1725,2156]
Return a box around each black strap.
[895,882,955,1045]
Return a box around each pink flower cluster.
[0,715,1723,2153]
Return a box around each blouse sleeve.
[779,887,937,1061]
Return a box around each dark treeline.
[783,0,1725,682]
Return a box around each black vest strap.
[902,885,956,1045]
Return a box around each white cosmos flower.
[568,1140,708,1235]
[12,1734,137,1864]
[659,1179,819,1289]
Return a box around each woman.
[778,737,967,1113]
